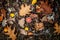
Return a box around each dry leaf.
[1,8,6,18]
[4,25,16,40]
[54,23,60,35]
[30,14,38,19]
[19,4,31,16]
[28,32,33,35]
[20,29,27,35]
[40,1,52,14]
[0,8,6,22]
[0,14,3,22]
[41,16,48,22]
[35,22,44,30]
[18,18,25,28]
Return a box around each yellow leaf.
[24,27,29,31]
[10,13,15,18]
[32,0,37,5]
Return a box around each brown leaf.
[40,1,52,14]
[1,8,6,18]
[4,25,16,40]
[0,13,4,22]
[35,22,44,30]
[54,23,60,34]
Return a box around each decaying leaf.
[2,19,7,26]
[30,13,38,19]
[18,18,25,28]
[19,4,31,16]
[40,1,52,14]
[1,8,6,18]
[41,16,48,22]
[0,8,6,22]
[0,14,3,22]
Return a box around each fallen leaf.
[19,4,31,16]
